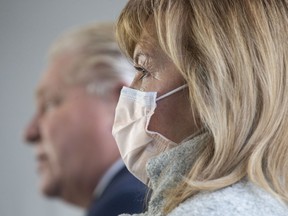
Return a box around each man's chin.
[39,179,61,197]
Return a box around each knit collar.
[144,132,208,215]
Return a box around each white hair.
[48,22,134,95]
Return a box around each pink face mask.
[112,84,188,184]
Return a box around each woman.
[112,0,288,215]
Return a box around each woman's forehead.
[133,23,160,58]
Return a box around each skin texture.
[131,23,199,143]
[24,52,121,207]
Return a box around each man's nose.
[24,116,41,144]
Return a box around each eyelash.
[134,66,148,80]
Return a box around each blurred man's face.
[24,52,119,203]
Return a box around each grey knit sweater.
[120,133,288,216]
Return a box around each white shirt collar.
[93,158,125,198]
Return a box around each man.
[24,22,147,216]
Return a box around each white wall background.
[0,1,128,216]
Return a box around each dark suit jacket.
[86,167,147,216]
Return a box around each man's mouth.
[36,154,48,174]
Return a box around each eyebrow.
[36,86,47,99]
[36,85,56,100]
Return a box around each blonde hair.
[116,0,288,213]
[48,22,134,95]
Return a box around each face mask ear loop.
[156,84,188,102]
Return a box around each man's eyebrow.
[36,86,47,99]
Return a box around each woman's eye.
[134,66,148,80]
